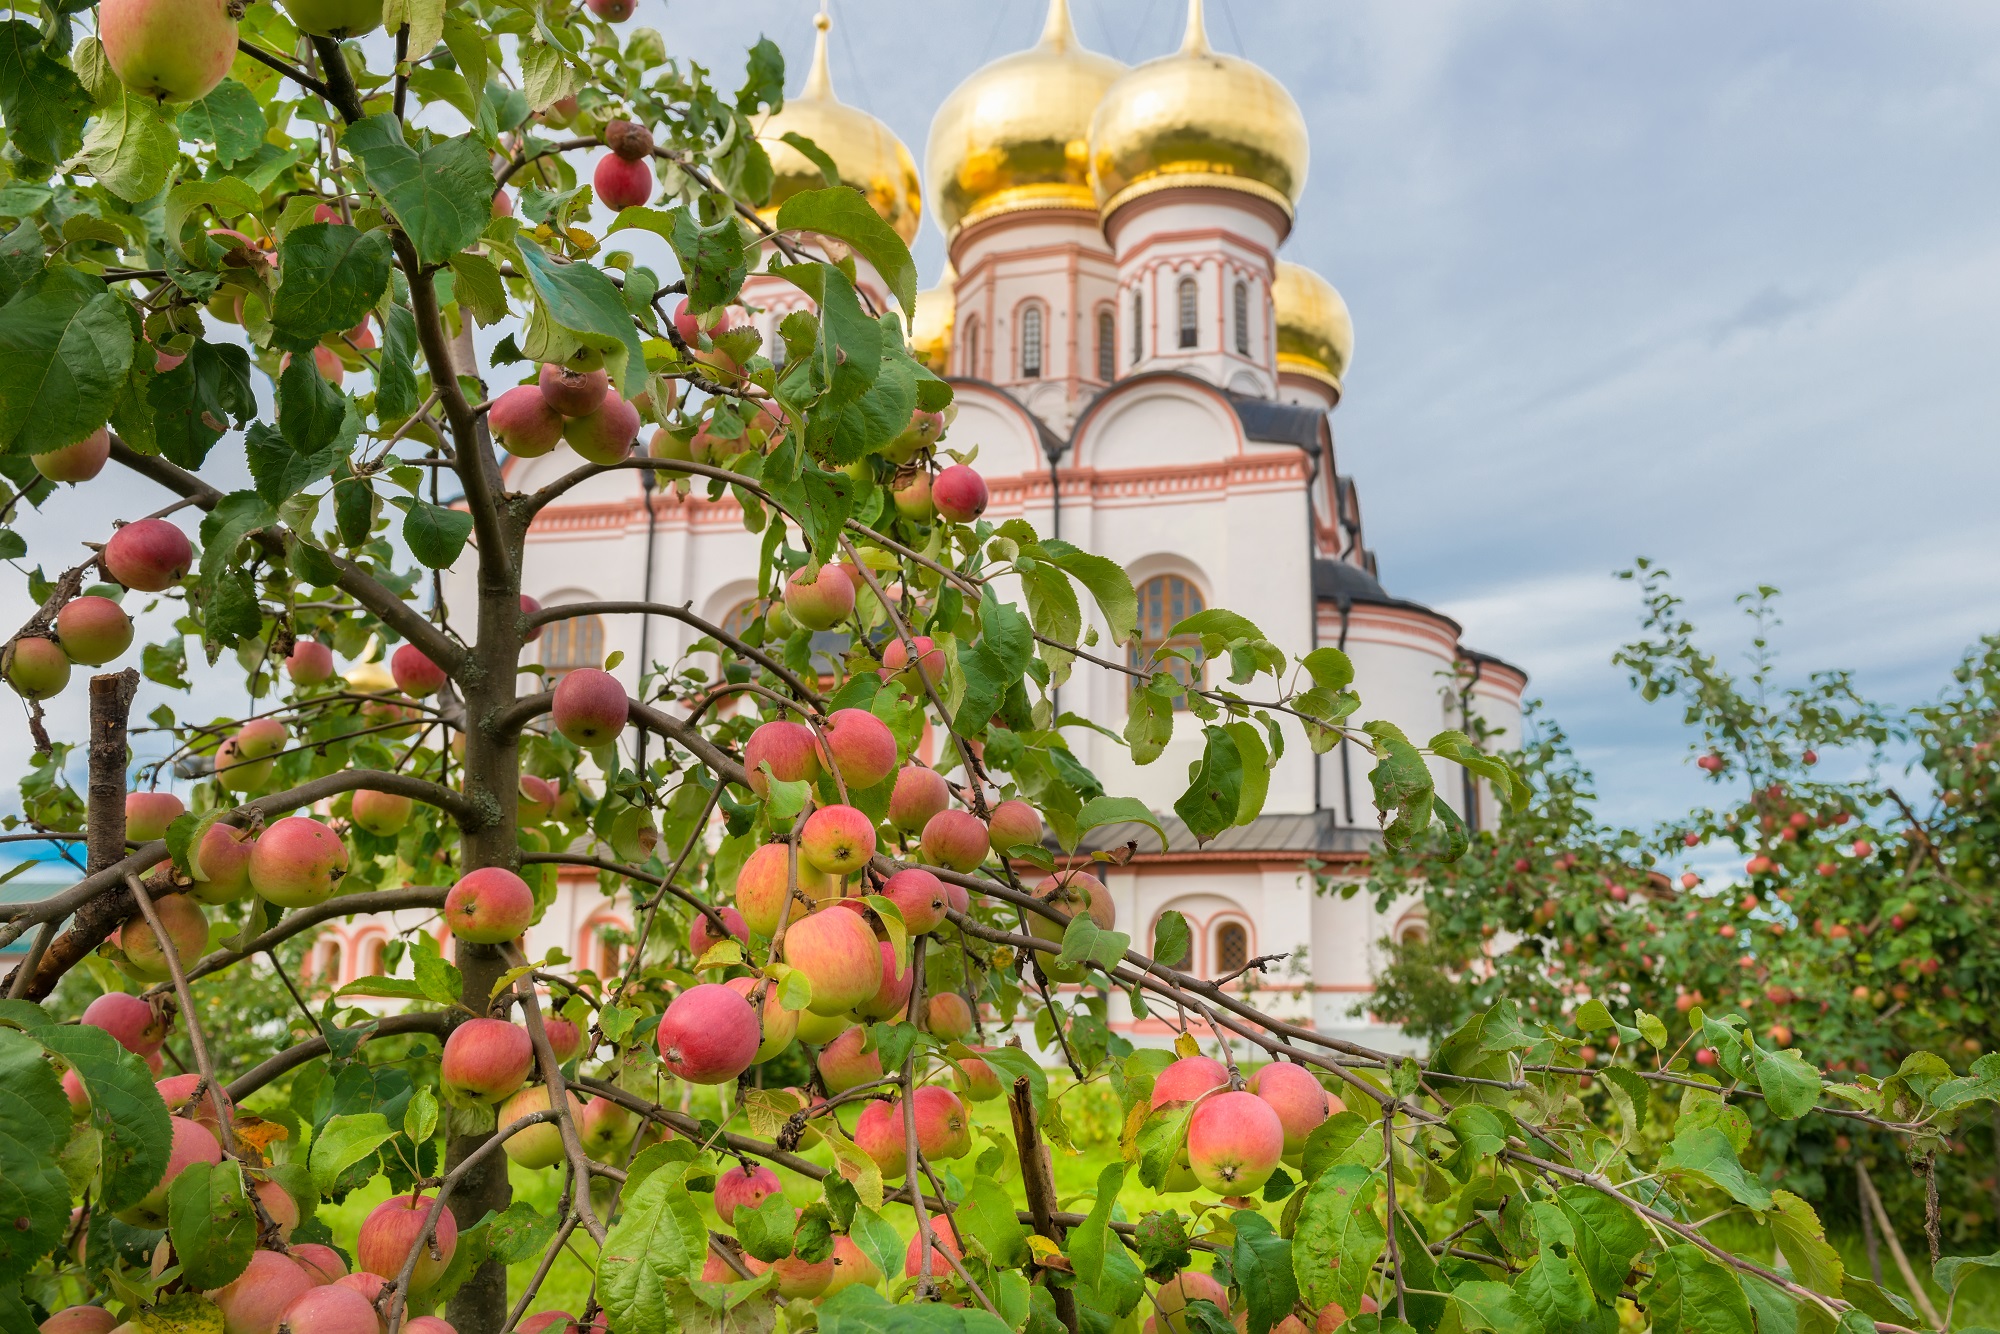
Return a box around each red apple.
[191,823,255,904]
[1152,1056,1230,1108]
[823,709,898,791]
[593,154,653,210]
[248,817,347,908]
[491,384,566,458]
[782,906,880,1015]
[904,1215,961,1279]
[537,364,609,418]
[552,667,627,746]
[921,809,989,873]
[986,800,1042,853]
[852,941,914,1021]
[56,596,133,666]
[208,1250,316,1334]
[743,720,822,798]
[882,635,945,687]
[82,991,165,1055]
[924,992,973,1041]
[690,905,749,960]
[932,465,988,524]
[801,804,877,876]
[391,644,446,698]
[880,867,948,935]
[119,1115,223,1226]
[125,791,185,843]
[713,1163,782,1224]
[817,1024,883,1093]
[357,1194,456,1290]
[444,867,535,944]
[1158,1272,1231,1334]
[442,1018,534,1103]
[33,428,110,484]
[352,788,413,836]
[287,640,335,685]
[1186,1089,1283,1194]
[888,765,950,834]
[656,982,762,1084]
[1249,1062,1332,1158]
[563,392,641,465]
[784,564,855,631]
[733,841,833,938]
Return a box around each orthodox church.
[332,0,1528,1052]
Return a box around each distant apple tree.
[0,10,1994,1334]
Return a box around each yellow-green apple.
[114,894,207,982]
[247,817,347,908]
[816,1024,882,1093]
[55,596,133,666]
[124,791,185,843]
[801,804,876,876]
[99,0,236,102]
[783,564,855,631]
[723,975,799,1062]
[783,906,881,1015]
[1185,1090,1284,1195]
[921,810,988,873]
[351,789,413,836]
[986,800,1043,853]
[190,823,255,904]
[496,1087,583,1169]
[4,637,69,699]
[923,993,973,1041]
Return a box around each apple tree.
[0,10,1995,1334]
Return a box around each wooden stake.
[1009,1075,1079,1334]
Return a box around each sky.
[6,0,1998,865]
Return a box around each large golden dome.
[757,13,922,246]
[1088,0,1309,224]
[1273,261,1353,395]
[911,267,955,373]
[924,0,1125,242]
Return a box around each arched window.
[303,934,344,985]
[580,913,631,978]
[1096,308,1115,382]
[1130,293,1143,365]
[1019,305,1043,379]
[1233,281,1249,355]
[963,317,980,378]
[1177,276,1198,349]
[720,600,761,644]
[1214,921,1249,976]
[1128,574,1206,702]
[541,614,605,679]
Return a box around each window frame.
[1233,280,1249,356]
[1130,292,1143,365]
[1177,275,1199,349]
[1213,919,1250,977]
[963,316,980,378]
[540,613,606,679]
[1127,573,1208,705]
[1096,306,1115,381]
[1018,302,1044,379]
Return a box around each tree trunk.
[86,670,139,874]
[1008,1076,1078,1334]
[444,307,530,1334]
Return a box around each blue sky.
[645,0,2000,826]
[5,1,1995,854]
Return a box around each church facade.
[318,0,1526,1053]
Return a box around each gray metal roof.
[1072,809,1380,858]
[1225,394,1327,451]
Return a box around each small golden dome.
[924,0,1125,242]
[1273,261,1353,394]
[1088,0,1309,224]
[911,267,955,373]
[757,12,923,246]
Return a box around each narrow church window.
[1129,574,1206,703]
[1020,305,1043,378]
[1233,281,1249,355]
[1131,294,1143,365]
[1097,308,1115,381]
[1178,276,1198,348]
[541,613,605,680]
[964,317,980,377]
[1215,921,1249,976]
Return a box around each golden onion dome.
[923,0,1125,242]
[1273,261,1353,395]
[757,12,922,246]
[1088,0,1310,224]
[911,267,955,373]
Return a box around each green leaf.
[197,491,278,586]
[177,80,265,167]
[1151,909,1191,969]
[1556,1187,1648,1303]
[1174,726,1244,844]
[1444,1104,1512,1176]
[959,1178,1030,1270]
[169,181,266,264]
[411,933,462,1007]
[343,116,494,266]
[309,1113,395,1194]
[277,351,347,454]
[0,23,91,164]
[1291,1163,1384,1317]
[1224,719,1271,825]
[374,303,420,421]
[515,237,648,398]
[1233,1211,1298,1334]
[149,341,252,469]
[1363,721,1435,850]
[775,186,918,318]
[1518,1251,1596,1334]
[0,266,134,456]
[1135,1103,1194,1190]
[1935,1253,2000,1299]
[1302,646,1355,691]
[598,1164,710,1333]
[820,1284,1014,1334]
[1064,1164,1144,1316]
[1450,1281,1546,1334]
[336,977,432,1002]
[1647,1244,1754,1334]
[32,1023,172,1213]
[1659,1125,1772,1210]
[1300,1111,1372,1182]
[737,1190,796,1262]
[1746,1041,1820,1120]
[247,417,353,508]
[1044,543,1138,645]
[0,1028,74,1278]
[483,1199,557,1265]
[1741,1276,1798,1334]
[1600,1066,1650,1137]
[1074,795,1167,853]
[399,498,474,569]
[447,252,506,327]
[664,206,751,312]
[1765,1192,1843,1296]
[811,263,882,411]
[167,1159,256,1290]
[80,93,178,202]
[271,224,393,352]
